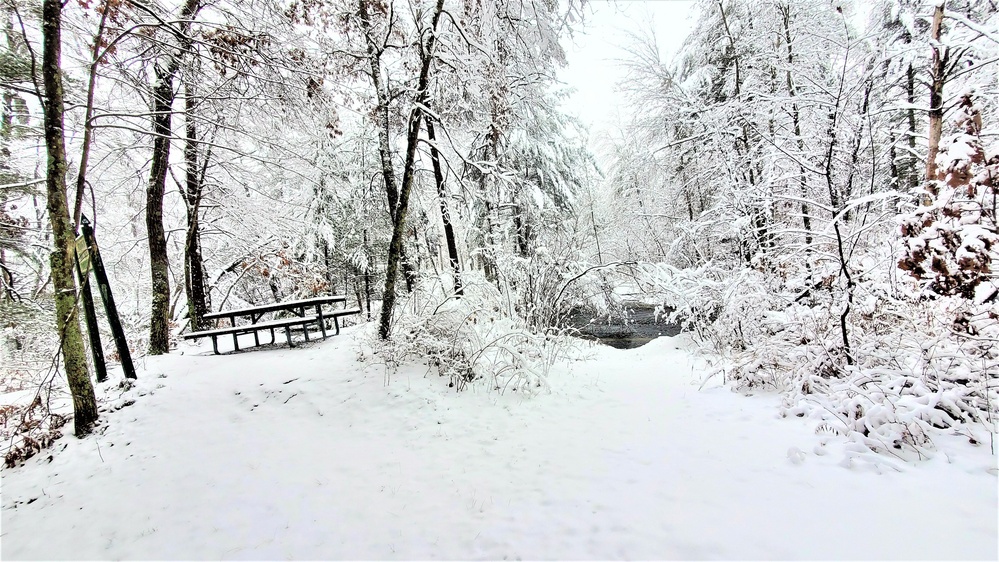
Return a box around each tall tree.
[371,0,445,339]
[180,72,209,331]
[41,0,98,436]
[143,0,199,354]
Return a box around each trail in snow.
[2,329,996,560]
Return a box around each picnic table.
[182,296,361,354]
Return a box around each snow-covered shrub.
[900,93,998,301]
[668,260,998,457]
[1,342,73,469]
[632,230,997,459]
[367,271,581,395]
[500,246,574,331]
[795,296,996,458]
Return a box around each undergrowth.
[647,261,998,461]
[364,271,584,395]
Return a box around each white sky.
[558,0,697,133]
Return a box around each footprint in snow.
[787,446,806,465]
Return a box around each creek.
[568,305,682,349]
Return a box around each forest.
[0,0,997,528]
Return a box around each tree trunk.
[377,0,445,339]
[146,63,174,354]
[778,3,813,281]
[904,62,919,190]
[356,0,416,295]
[72,7,107,228]
[478,128,500,284]
[513,207,529,257]
[182,78,208,331]
[512,191,533,257]
[716,0,741,99]
[357,0,398,222]
[183,210,208,329]
[146,0,198,354]
[843,78,873,205]
[362,229,372,320]
[41,0,98,436]
[322,241,336,293]
[379,106,424,339]
[925,4,946,184]
[426,118,462,295]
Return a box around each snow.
[939,134,979,167]
[987,142,999,162]
[2,327,997,560]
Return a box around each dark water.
[568,305,682,349]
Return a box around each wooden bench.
[183,296,364,355]
[328,308,362,335]
[183,314,322,355]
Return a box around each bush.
[656,259,998,459]
[366,271,582,395]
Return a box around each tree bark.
[426,118,462,295]
[513,199,531,257]
[72,6,108,228]
[146,0,198,354]
[357,0,399,222]
[182,77,208,331]
[41,0,98,436]
[377,0,444,339]
[146,63,174,354]
[778,3,813,280]
[362,228,372,320]
[356,0,417,294]
[716,0,741,99]
[925,4,946,184]
[904,62,918,190]
[477,127,500,283]
[73,54,110,386]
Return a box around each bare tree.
[364,0,445,339]
[41,0,98,436]
[140,0,200,354]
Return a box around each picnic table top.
[203,295,347,320]
[185,314,323,338]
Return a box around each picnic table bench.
[182,296,361,354]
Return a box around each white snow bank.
[2,329,996,560]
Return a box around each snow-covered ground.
[2,328,997,560]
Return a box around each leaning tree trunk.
[378,109,424,339]
[355,0,417,296]
[41,0,98,436]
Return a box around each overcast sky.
[558,0,697,135]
